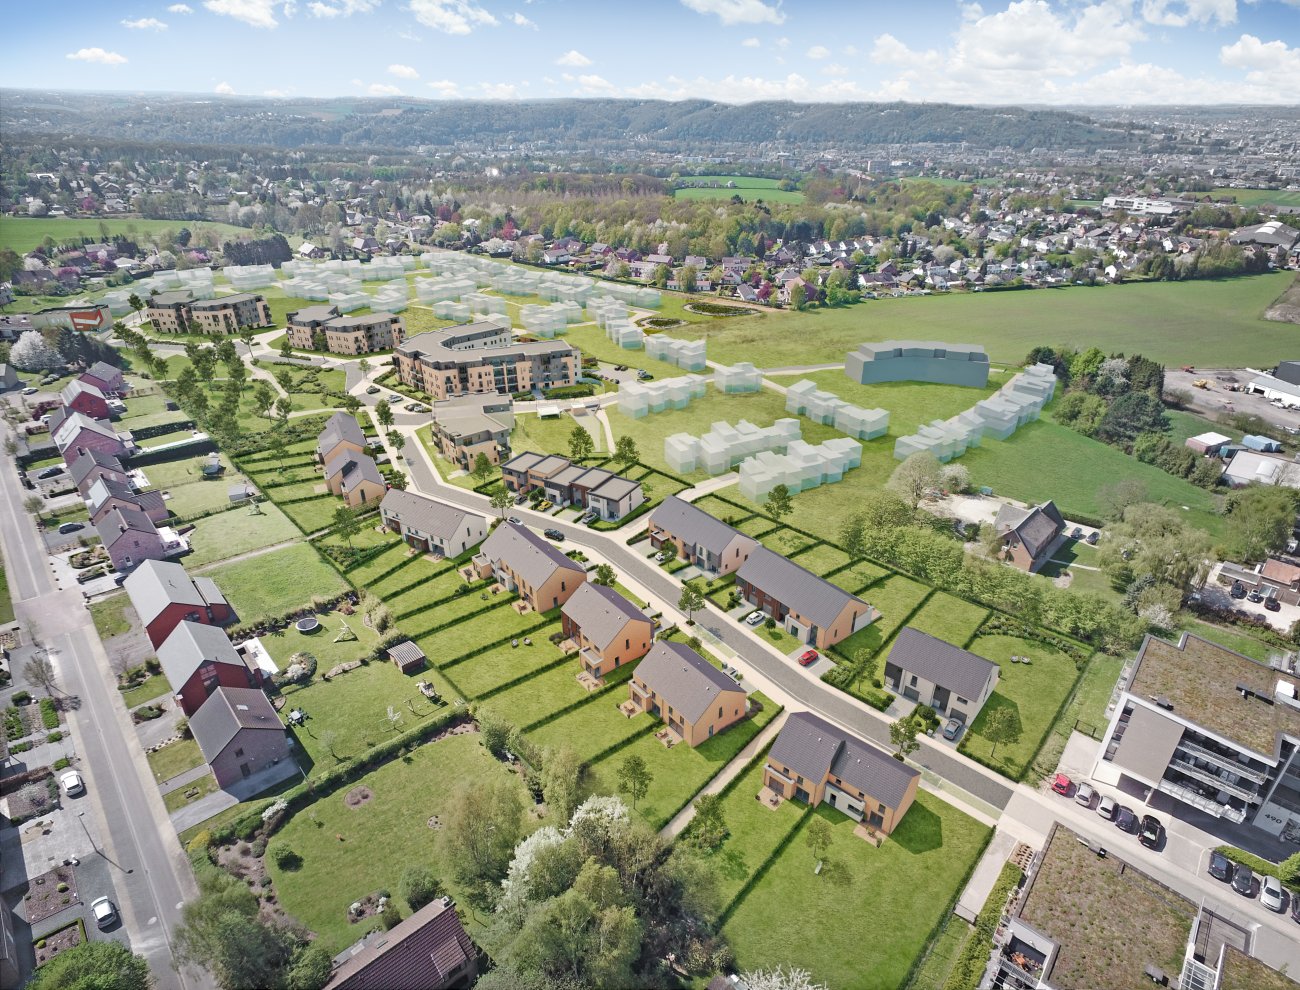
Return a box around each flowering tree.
[10,331,64,371]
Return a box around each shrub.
[52,757,70,771]
[186,830,213,855]
[11,690,31,705]
[251,837,267,858]
[272,845,303,871]
[39,698,59,729]
[47,731,63,743]
[57,882,68,893]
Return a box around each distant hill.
[0,90,1149,153]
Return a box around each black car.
[1231,863,1255,897]
[1086,531,1099,545]
[1208,850,1233,881]
[1139,814,1163,849]
[37,466,64,480]
[543,528,564,541]
[1230,581,1247,599]
[614,365,628,372]
[1247,589,1264,603]
[57,522,84,535]
[1115,806,1139,834]
[1265,596,1282,612]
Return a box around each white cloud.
[215,81,236,94]
[308,0,379,16]
[741,37,760,47]
[1141,0,1235,27]
[822,63,849,76]
[1221,33,1300,86]
[398,28,422,40]
[510,11,537,27]
[556,49,592,66]
[264,88,289,97]
[367,82,403,95]
[480,82,519,99]
[679,0,784,25]
[573,73,617,95]
[122,17,167,29]
[65,48,128,64]
[167,3,194,11]
[203,0,286,29]
[407,0,498,35]
[775,36,789,48]
[388,63,420,78]
[806,45,830,60]
[427,79,461,96]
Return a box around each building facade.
[379,489,487,558]
[561,583,653,680]
[628,641,748,747]
[646,496,758,576]
[735,547,878,648]
[472,522,586,612]
[394,322,579,401]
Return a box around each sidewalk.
[660,710,789,839]
[954,827,1017,920]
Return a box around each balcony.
[1157,779,1248,823]
[1176,739,1269,785]
[1168,758,1262,802]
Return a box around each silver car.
[1261,875,1286,913]
[91,896,117,928]
[1096,795,1117,820]
[1074,783,1096,808]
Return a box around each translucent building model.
[664,418,801,475]
[713,362,763,393]
[738,437,863,501]
[617,375,707,418]
[846,340,990,388]
[605,319,645,349]
[224,264,277,290]
[645,335,706,371]
[784,379,889,440]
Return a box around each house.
[499,452,645,521]
[94,505,167,571]
[79,361,125,395]
[561,583,652,680]
[628,641,748,746]
[735,547,878,648]
[882,628,999,725]
[86,476,169,525]
[322,896,477,990]
[428,395,513,470]
[379,489,487,558]
[647,496,758,576]
[188,686,291,789]
[763,711,920,834]
[68,447,128,495]
[157,620,266,716]
[1185,431,1232,456]
[317,412,369,465]
[993,500,1066,573]
[500,451,572,493]
[0,364,20,392]
[60,380,110,419]
[53,412,128,464]
[394,323,579,401]
[1092,632,1300,837]
[122,559,233,648]
[471,521,586,612]
[323,450,386,508]
[386,641,427,676]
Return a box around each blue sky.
[7,0,1299,104]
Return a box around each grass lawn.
[583,696,779,830]
[960,635,1083,779]
[266,732,533,954]
[117,391,170,422]
[0,566,11,625]
[381,562,473,616]
[674,186,805,204]
[163,772,219,813]
[182,502,301,566]
[512,409,602,456]
[467,653,597,730]
[0,218,257,254]
[672,272,1296,368]
[904,593,990,648]
[523,686,654,766]
[438,625,566,699]
[757,526,818,557]
[279,496,348,535]
[909,917,976,990]
[1173,615,1287,664]
[119,673,170,708]
[831,576,932,666]
[1208,187,1300,209]
[828,560,890,594]
[143,453,240,518]
[345,543,414,590]
[411,600,554,663]
[788,541,853,576]
[564,324,691,382]
[203,543,347,622]
[88,596,132,639]
[1038,559,1120,602]
[723,793,990,990]
[147,738,205,783]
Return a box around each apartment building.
[1092,632,1300,841]
[286,304,404,354]
[429,394,514,470]
[146,291,271,334]
[394,322,579,401]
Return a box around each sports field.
[0,217,257,254]
[674,272,1297,368]
[1208,188,1300,209]
[673,175,804,204]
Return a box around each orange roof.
[1261,558,1300,585]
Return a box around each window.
[235,748,245,758]
[909,674,918,687]
[956,696,968,704]
[718,707,723,718]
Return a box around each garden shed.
[387,640,427,675]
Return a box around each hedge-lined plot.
[444,625,567,699]
[827,560,889,594]
[831,576,931,665]
[413,604,556,670]
[204,543,347,622]
[789,541,853,576]
[905,593,990,648]
[525,691,655,767]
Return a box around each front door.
[240,763,251,779]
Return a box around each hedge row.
[351,545,429,593]
[520,665,636,733]
[404,597,521,646]
[169,497,269,527]
[129,418,195,441]
[717,803,814,924]
[1216,845,1298,892]
[477,651,578,701]
[439,614,559,670]
[392,579,491,623]
[939,860,1024,990]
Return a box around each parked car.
[1097,795,1117,820]
[57,522,84,535]
[1261,875,1286,912]
[1230,581,1247,599]
[1074,783,1096,808]
[1231,864,1255,897]
[654,552,666,563]
[1248,589,1264,603]
[537,500,553,511]
[579,510,597,524]
[1116,806,1139,834]
[942,717,962,741]
[1208,851,1234,882]
[91,897,118,928]
[614,364,628,372]
[1265,597,1282,612]
[1086,531,1100,545]
[514,494,528,505]
[59,771,85,796]
[365,385,381,395]
[37,466,64,480]
[637,371,653,380]
[797,649,818,667]
[1051,773,1072,796]
[508,516,523,526]
[1071,527,1083,539]
[21,386,38,396]
[745,611,767,627]
[1291,888,1300,924]
[543,528,564,541]
[1139,814,1163,849]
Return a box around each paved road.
[0,421,208,990]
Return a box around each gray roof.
[649,496,756,558]
[387,640,427,667]
[501,451,546,473]
[189,686,283,763]
[589,474,640,502]
[68,448,126,489]
[480,521,585,588]
[770,711,919,810]
[634,640,742,725]
[61,379,105,405]
[149,289,194,307]
[54,411,118,449]
[995,500,1065,559]
[886,628,998,701]
[83,361,122,385]
[325,450,384,488]
[192,576,228,609]
[95,504,157,548]
[737,546,866,629]
[156,620,247,693]
[124,559,216,626]
[191,293,263,309]
[317,412,367,458]
[287,304,340,325]
[380,489,481,542]
[561,583,648,650]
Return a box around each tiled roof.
[885,628,998,701]
[380,489,480,542]
[770,711,919,810]
[68,448,126,489]
[561,583,647,651]
[649,496,755,558]
[737,546,865,630]
[189,686,283,763]
[995,500,1065,558]
[317,412,367,458]
[124,560,212,626]
[323,897,474,990]
[156,620,247,693]
[634,641,741,725]
[480,521,584,589]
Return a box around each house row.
[378,488,487,559]
[145,290,272,335]
[286,305,406,355]
[500,451,645,521]
[394,322,580,401]
[317,413,386,509]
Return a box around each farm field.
[0,217,257,254]
[673,175,803,203]
[672,272,1296,368]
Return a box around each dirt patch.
[214,841,297,929]
[344,786,374,809]
[33,918,85,967]
[23,865,79,925]
[1264,274,1300,325]
[347,890,390,925]
[427,815,442,829]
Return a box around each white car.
[1261,875,1287,913]
[654,552,666,563]
[1096,795,1117,820]
[745,611,767,627]
[91,896,117,928]
[1074,783,1096,808]
[59,771,85,796]
[21,386,38,396]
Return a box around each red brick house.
[94,505,167,571]
[189,686,291,789]
[322,896,477,990]
[157,620,267,716]
[560,583,652,680]
[86,477,169,526]
[78,361,125,395]
[68,448,129,495]
[993,500,1066,573]
[123,559,233,649]
[53,412,129,465]
[60,379,111,419]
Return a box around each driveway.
[1203,563,1300,633]
[1164,369,1300,434]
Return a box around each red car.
[797,649,819,666]
[1051,773,1072,796]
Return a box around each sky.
[6,0,1300,105]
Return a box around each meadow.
[1208,188,1300,209]
[0,217,257,254]
[673,175,804,204]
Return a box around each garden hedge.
[718,804,814,923]
[940,861,1023,990]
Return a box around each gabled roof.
[770,711,919,810]
[189,686,283,763]
[95,504,157,548]
[995,500,1065,559]
[1261,558,1300,586]
[634,641,741,725]
[480,521,584,588]
[380,489,481,542]
[737,546,866,629]
[53,412,119,451]
[87,477,166,517]
[82,360,122,385]
[61,379,106,406]
[649,496,756,558]
[157,620,247,693]
[68,447,126,489]
[317,412,367,457]
[885,628,999,701]
[324,897,475,990]
[561,583,647,650]
[324,449,384,488]
[124,559,222,627]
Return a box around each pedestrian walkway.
[158,763,211,796]
[955,827,1018,920]
[660,710,789,839]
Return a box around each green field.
[0,566,12,625]
[672,176,804,204]
[201,543,347,622]
[672,272,1297,368]
[1208,188,1300,209]
[0,217,257,255]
